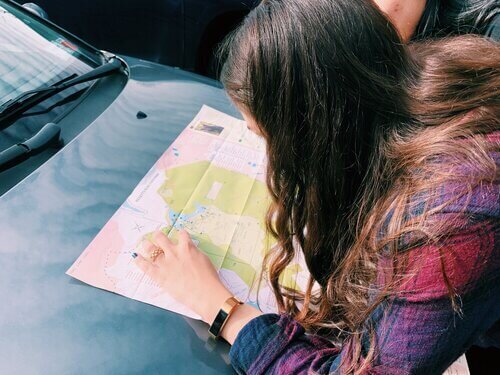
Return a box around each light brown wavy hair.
[220,0,499,372]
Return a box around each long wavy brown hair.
[220,0,499,372]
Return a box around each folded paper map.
[67,105,309,319]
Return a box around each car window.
[0,2,98,106]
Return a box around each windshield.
[0,2,100,106]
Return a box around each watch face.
[209,297,243,338]
[209,309,230,338]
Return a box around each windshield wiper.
[0,58,123,126]
[0,122,61,172]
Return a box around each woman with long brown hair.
[133,0,499,373]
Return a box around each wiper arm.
[0,58,123,126]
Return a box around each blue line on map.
[123,199,146,214]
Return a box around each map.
[67,106,309,319]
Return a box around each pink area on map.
[158,128,269,183]
[67,219,124,290]
[157,130,217,171]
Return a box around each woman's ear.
[372,0,427,42]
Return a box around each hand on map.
[133,230,233,324]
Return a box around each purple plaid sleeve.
[230,314,342,374]
[230,151,499,374]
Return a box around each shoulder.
[393,218,498,300]
[408,134,499,227]
[378,134,499,295]
[395,145,499,298]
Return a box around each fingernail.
[131,252,138,258]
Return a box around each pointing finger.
[178,229,192,246]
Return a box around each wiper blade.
[0,122,61,172]
[0,58,123,126]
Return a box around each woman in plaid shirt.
[134,1,499,373]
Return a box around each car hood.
[0,56,238,374]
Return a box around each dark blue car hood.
[0,56,239,374]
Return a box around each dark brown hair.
[220,0,499,372]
